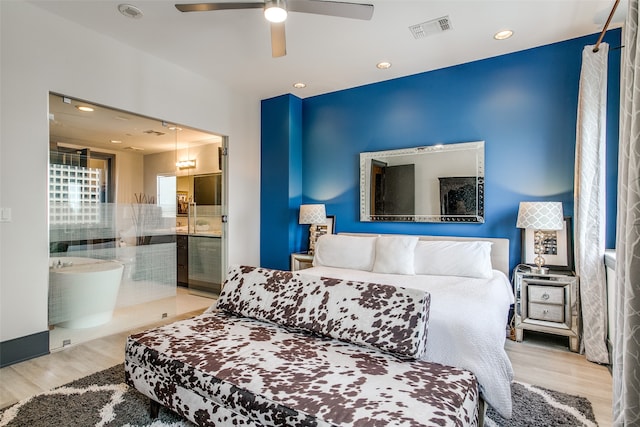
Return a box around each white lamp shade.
[299,204,326,224]
[516,202,564,230]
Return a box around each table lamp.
[516,201,564,274]
[299,204,326,255]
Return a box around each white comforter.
[301,266,515,419]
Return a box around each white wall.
[0,1,261,343]
[116,152,146,204]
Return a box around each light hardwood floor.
[1,313,613,426]
[0,288,214,411]
[506,331,612,426]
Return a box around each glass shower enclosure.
[47,92,226,351]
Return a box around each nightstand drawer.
[528,302,565,323]
[528,285,564,304]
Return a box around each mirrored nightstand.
[514,267,580,352]
[290,252,314,271]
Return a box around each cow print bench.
[125,265,480,426]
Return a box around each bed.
[301,232,515,419]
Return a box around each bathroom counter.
[175,229,222,237]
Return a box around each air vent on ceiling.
[118,4,143,19]
[409,16,452,39]
[123,146,145,151]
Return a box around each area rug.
[1,364,598,426]
[485,382,598,427]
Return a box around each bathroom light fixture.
[494,30,513,40]
[76,105,94,112]
[176,159,196,169]
[264,0,287,23]
[376,61,392,69]
[293,82,306,89]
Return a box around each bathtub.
[49,257,124,329]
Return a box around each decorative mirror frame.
[359,141,485,223]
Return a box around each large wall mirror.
[360,141,484,223]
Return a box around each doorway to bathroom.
[47,93,227,351]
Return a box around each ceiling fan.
[175,0,374,58]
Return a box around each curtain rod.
[593,0,621,52]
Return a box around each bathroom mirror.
[360,141,484,223]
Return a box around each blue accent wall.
[261,30,621,273]
[261,94,303,270]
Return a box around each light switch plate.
[0,207,12,222]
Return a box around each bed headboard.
[339,233,510,277]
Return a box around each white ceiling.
[30,0,626,101]
[49,93,221,154]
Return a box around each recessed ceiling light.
[76,105,94,112]
[118,4,143,19]
[110,140,122,144]
[494,30,513,40]
[293,82,306,89]
[376,61,392,69]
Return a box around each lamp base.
[529,266,550,274]
[308,229,315,255]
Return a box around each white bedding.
[301,266,515,419]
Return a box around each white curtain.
[614,0,640,424]
[574,43,610,363]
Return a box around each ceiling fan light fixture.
[264,0,287,23]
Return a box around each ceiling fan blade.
[287,0,373,20]
[175,2,264,12]
[270,22,286,57]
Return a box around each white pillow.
[414,240,493,279]
[372,235,419,275]
[313,234,377,271]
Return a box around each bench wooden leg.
[150,399,160,419]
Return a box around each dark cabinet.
[188,236,222,296]
[177,235,189,286]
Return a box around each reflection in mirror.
[360,141,484,223]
